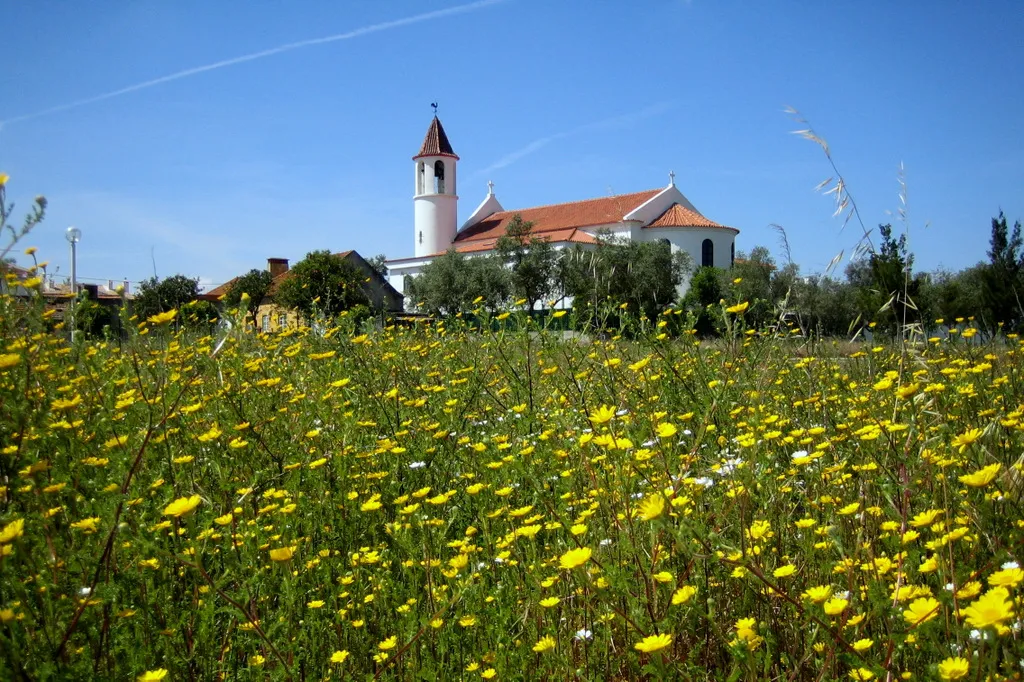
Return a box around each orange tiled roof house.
[385,116,740,306]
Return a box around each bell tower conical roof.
[414,116,458,159]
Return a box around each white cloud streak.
[472,101,676,177]
[2,0,509,126]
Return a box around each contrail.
[2,0,508,126]
[472,101,675,177]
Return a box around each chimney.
[267,258,289,277]
[123,280,130,295]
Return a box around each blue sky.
[4,1,1023,291]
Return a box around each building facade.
[387,116,739,302]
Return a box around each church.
[386,116,739,300]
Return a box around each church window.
[701,239,714,267]
[261,314,270,333]
[419,231,423,245]
[434,160,445,194]
[277,313,287,328]
[731,242,735,267]
[417,162,425,194]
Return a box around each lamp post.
[66,226,82,342]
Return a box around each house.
[3,261,129,328]
[385,116,740,302]
[203,251,403,332]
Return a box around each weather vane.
[431,102,438,115]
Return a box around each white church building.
[386,116,739,300]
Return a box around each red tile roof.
[455,188,662,244]
[435,228,597,257]
[646,202,730,229]
[415,117,458,159]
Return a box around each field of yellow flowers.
[1,292,1023,681]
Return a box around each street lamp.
[66,226,82,342]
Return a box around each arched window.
[730,242,735,268]
[701,239,714,268]
[433,160,445,194]
[658,238,671,249]
[417,162,425,195]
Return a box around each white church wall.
[413,194,458,258]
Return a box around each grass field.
[1,296,1022,681]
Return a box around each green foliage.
[408,250,510,316]
[681,266,727,336]
[790,275,858,337]
[562,239,691,324]
[844,224,921,337]
[133,274,201,320]
[494,214,559,310]
[980,211,1023,333]
[225,268,274,327]
[729,247,800,329]
[274,250,369,320]
[366,253,389,278]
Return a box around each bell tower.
[413,114,459,258]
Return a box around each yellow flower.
[539,597,560,608]
[851,638,873,652]
[480,669,496,679]
[937,656,969,680]
[951,428,983,453]
[588,405,616,425]
[163,495,201,518]
[0,354,22,371]
[747,519,772,541]
[910,509,943,527]
[532,635,556,652]
[655,422,677,439]
[962,586,1014,629]
[773,564,796,578]
[71,517,101,533]
[137,670,168,681]
[147,310,178,325]
[269,545,296,562]
[672,585,697,605]
[634,633,672,653]
[637,494,665,521]
[959,463,1000,488]
[378,636,398,650]
[823,598,848,616]
[848,669,874,681]
[902,597,940,627]
[803,585,832,603]
[0,518,25,544]
[330,650,350,664]
[213,513,233,526]
[559,547,592,570]
[988,567,1024,587]
[726,301,750,314]
[459,616,476,627]
[0,173,8,186]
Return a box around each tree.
[133,275,200,320]
[408,249,509,316]
[494,214,558,310]
[846,224,920,337]
[366,254,389,278]
[980,211,1023,333]
[681,266,727,336]
[561,238,691,323]
[225,268,274,328]
[275,250,369,319]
